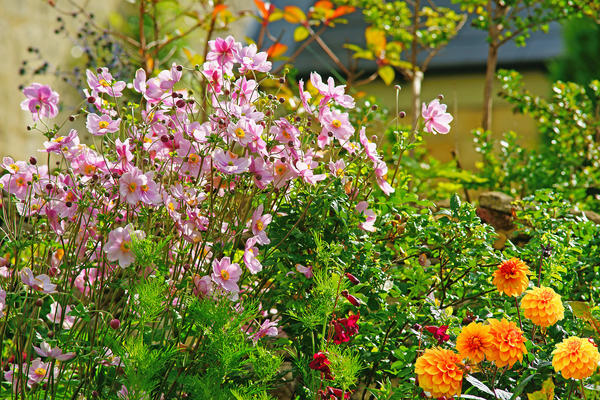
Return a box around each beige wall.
[0,0,123,160]
[363,71,549,169]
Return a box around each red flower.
[424,325,450,345]
[319,386,351,399]
[333,313,360,344]
[309,352,334,380]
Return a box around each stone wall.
[0,0,122,160]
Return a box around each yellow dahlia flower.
[520,286,564,327]
[486,318,527,368]
[492,258,530,297]
[456,322,493,363]
[552,337,600,380]
[415,348,464,398]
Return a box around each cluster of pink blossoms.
[3,35,396,300]
[0,35,454,392]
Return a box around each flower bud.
[345,273,360,285]
[110,319,121,330]
[29,156,37,165]
[87,96,95,103]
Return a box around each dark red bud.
[110,319,121,330]
[345,273,360,285]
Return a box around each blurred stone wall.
[0,0,121,160]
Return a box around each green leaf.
[527,378,554,400]
[378,65,395,85]
[510,373,537,400]
[294,25,309,42]
[450,193,461,212]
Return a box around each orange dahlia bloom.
[552,337,600,379]
[520,286,564,327]
[486,318,527,368]
[415,348,464,398]
[456,322,493,363]
[492,258,530,297]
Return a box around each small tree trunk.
[482,44,498,131]
[411,70,424,131]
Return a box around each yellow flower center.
[99,79,110,87]
[98,121,109,129]
[65,191,76,202]
[55,248,65,261]
[337,168,344,176]
[566,340,581,353]
[275,165,287,176]
[168,202,175,211]
[15,177,26,187]
[141,184,149,193]
[9,164,19,172]
[235,127,246,138]
[34,368,47,377]
[128,182,137,193]
[256,221,264,231]
[120,240,131,252]
[331,119,342,128]
[220,269,230,281]
[84,165,96,175]
[188,153,200,164]
[282,130,291,139]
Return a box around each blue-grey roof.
[253,0,563,74]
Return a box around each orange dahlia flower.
[415,348,464,398]
[456,322,493,363]
[492,258,530,297]
[520,286,564,327]
[552,337,600,380]
[486,318,527,368]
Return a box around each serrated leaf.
[568,301,600,334]
[294,25,309,42]
[527,378,554,400]
[378,65,395,85]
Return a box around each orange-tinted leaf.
[366,27,387,56]
[212,4,228,18]
[328,5,355,19]
[527,378,554,400]
[568,301,600,335]
[283,5,307,24]
[145,57,154,74]
[254,0,268,18]
[267,43,288,58]
[314,1,333,10]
